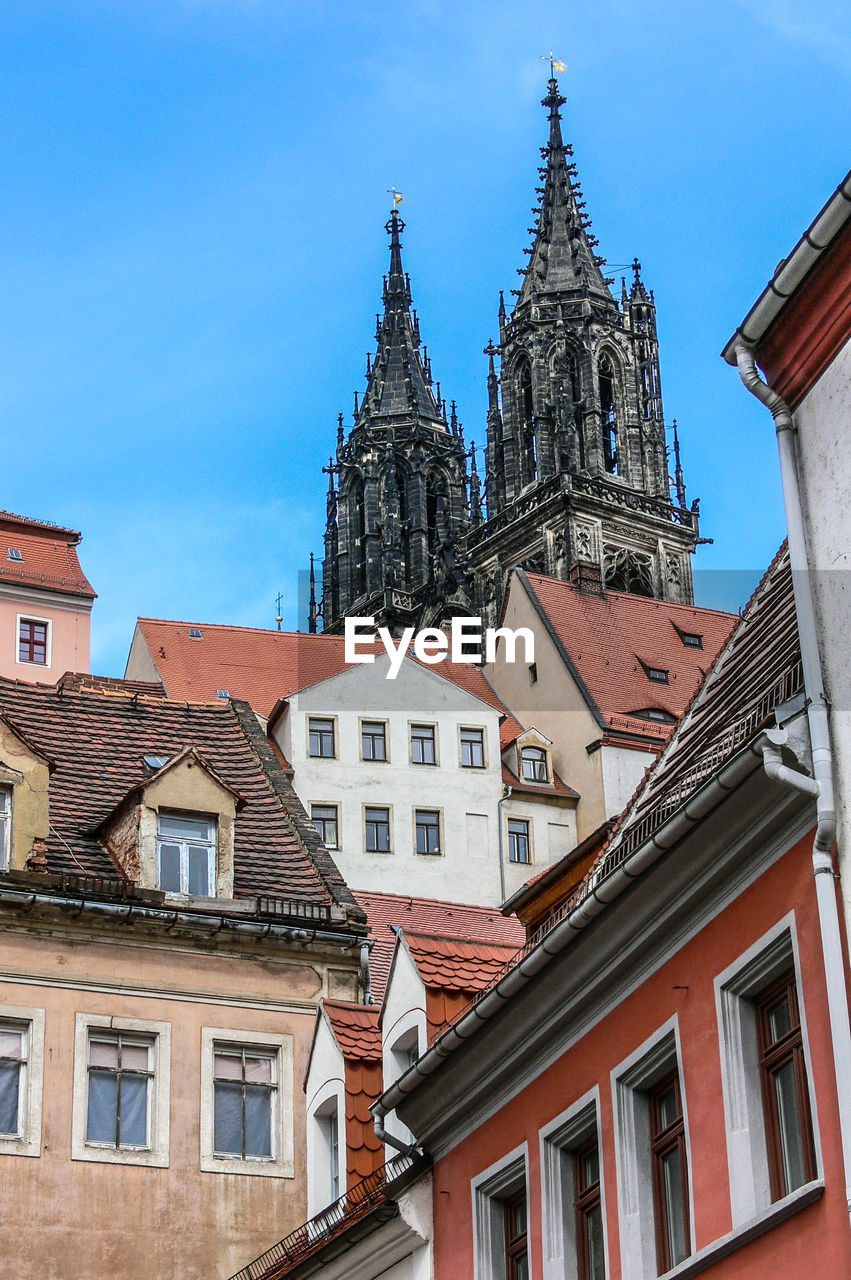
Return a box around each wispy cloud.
[738,0,851,72]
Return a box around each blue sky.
[2,0,849,675]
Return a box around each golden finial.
[541,51,567,76]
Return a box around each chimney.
[569,560,604,595]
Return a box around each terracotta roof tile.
[0,511,95,599]
[323,1000,381,1060]
[501,759,578,798]
[404,931,519,992]
[0,677,359,913]
[356,889,525,1002]
[521,573,736,741]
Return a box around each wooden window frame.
[755,970,816,1200]
[574,1135,604,1280]
[17,617,49,666]
[649,1072,690,1274]
[212,1043,277,1162]
[504,1187,529,1280]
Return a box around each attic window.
[188,628,203,639]
[216,690,230,700]
[143,755,170,772]
[681,632,702,648]
[633,708,676,724]
[7,549,23,562]
[647,667,669,684]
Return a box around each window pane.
[657,1083,679,1131]
[661,1147,688,1266]
[119,1074,148,1147]
[188,845,211,896]
[244,1055,272,1085]
[774,1060,807,1192]
[87,1070,118,1144]
[89,1039,119,1069]
[583,1146,600,1187]
[214,1080,243,1154]
[214,1053,244,1081]
[767,994,793,1045]
[585,1203,604,1280]
[0,1031,23,1060]
[245,1085,272,1157]
[158,843,181,893]
[120,1043,150,1072]
[0,1059,21,1135]
[158,814,209,840]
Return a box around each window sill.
[0,1133,40,1159]
[72,1142,169,1169]
[660,1180,824,1279]
[200,1151,294,1178]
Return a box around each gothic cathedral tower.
[322,209,475,633]
[467,77,700,612]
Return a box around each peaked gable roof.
[518,571,736,742]
[401,931,519,993]
[0,510,95,599]
[322,999,381,1061]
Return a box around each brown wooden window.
[755,970,816,1199]
[503,1188,529,1280]
[18,619,48,665]
[649,1072,690,1272]
[574,1136,605,1279]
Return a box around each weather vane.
[541,51,567,76]
[387,186,403,212]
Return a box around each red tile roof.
[520,572,736,742]
[0,677,361,918]
[132,619,523,739]
[323,1000,381,1061]
[501,759,578,798]
[0,510,95,599]
[404,932,519,992]
[355,889,525,1002]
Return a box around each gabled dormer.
[511,726,555,789]
[97,746,245,898]
[0,712,52,872]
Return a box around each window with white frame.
[200,1027,294,1177]
[17,617,50,666]
[0,788,10,871]
[72,1013,170,1167]
[157,812,216,896]
[540,1093,607,1280]
[472,1144,531,1280]
[611,1022,692,1280]
[520,746,548,783]
[311,803,340,850]
[461,727,486,769]
[0,1008,44,1158]
[715,921,821,1228]
[310,1093,343,1210]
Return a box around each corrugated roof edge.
[722,171,851,360]
[229,699,366,927]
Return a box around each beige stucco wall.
[0,718,50,868]
[0,585,92,682]
[0,915,360,1280]
[794,335,851,931]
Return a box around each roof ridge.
[138,617,346,639]
[523,573,738,619]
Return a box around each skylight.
[188,628,203,639]
[7,548,23,562]
[143,755,170,771]
[216,690,230,699]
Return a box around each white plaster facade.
[304,1014,348,1215]
[272,655,575,907]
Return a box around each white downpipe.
[735,341,851,1217]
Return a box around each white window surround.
[307,1077,346,1215]
[157,811,216,897]
[71,1012,171,1168]
[0,786,11,872]
[471,1141,531,1280]
[382,1008,426,1151]
[714,913,822,1227]
[200,1026,294,1178]
[539,1087,608,1280]
[0,1006,45,1159]
[611,1017,694,1280]
[15,614,52,669]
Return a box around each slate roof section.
[0,677,363,919]
[519,571,736,743]
[355,889,525,1002]
[0,510,96,599]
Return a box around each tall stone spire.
[321,205,471,633]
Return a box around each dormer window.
[157,812,215,896]
[7,548,23,562]
[520,746,548,783]
[0,788,10,870]
[647,667,669,684]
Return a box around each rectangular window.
[415,809,441,856]
[308,717,336,758]
[0,1026,26,1138]
[365,806,391,853]
[575,1138,605,1280]
[311,804,339,850]
[649,1072,690,1273]
[17,619,48,665]
[410,723,436,765]
[328,1108,340,1201]
[508,817,531,864]
[504,1188,529,1280]
[647,668,669,684]
[157,812,215,896]
[521,747,548,783]
[86,1032,153,1150]
[460,727,485,769]
[0,788,10,871]
[755,971,816,1200]
[361,720,387,761]
[213,1045,276,1160]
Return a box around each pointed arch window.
[425,471,448,555]
[395,467,412,584]
[599,355,619,475]
[517,358,537,484]
[350,478,367,598]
